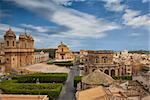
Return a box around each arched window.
[111,69,115,77]
[104,70,109,75]
[62,48,63,52]
[92,69,96,72]
[95,58,99,63]
[13,41,15,46]
[102,56,108,63]
[7,41,9,46]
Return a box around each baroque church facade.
[55,42,74,61]
[2,28,34,72]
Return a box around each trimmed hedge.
[47,61,73,66]
[74,76,82,88]
[54,61,73,66]
[0,80,63,100]
[47,61,54,64]
[112,76,132,80]
[54,62,73,66]
[53,61,72,63]
[12,73,68,83]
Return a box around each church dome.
[4,28,16,38]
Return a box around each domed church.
[55,42,74,61]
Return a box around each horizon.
[0,0,149,51]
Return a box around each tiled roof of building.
[76,86,109,100]
[82,70,114,85]
[0,94,49,100]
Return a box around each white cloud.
[122,9,150,28]
[10,0,120,38]
[0,23,24,33]
[142,0,150,3]
[129,33,141,36]
[102,0,126,12]
[52,0,86,6]
[3,0,122,49]
[0,23,84,49]
[20,24,56,33]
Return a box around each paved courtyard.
[20,63,70,73]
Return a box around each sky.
[0,0,149,51]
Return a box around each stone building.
[80,50,133,76]
[0,28,34,73]
[0,28,51,73]
[0,41,5,72]
[81,50,120,76]
[81,70,114,89]
[76,70,127,100]
[76,86,127,100]
[76,70,150,100]
[55,42,74,61]
[34,51,49,63]
[113,50,149,75]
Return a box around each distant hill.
[128,50,150,54]
[34,48,57,52]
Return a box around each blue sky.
[0,0,149,51]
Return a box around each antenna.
[25,27,27,35]
[25,27,26,33]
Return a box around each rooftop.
[82,70,114,85]
[76,86,109,100]
[0,94,49,100]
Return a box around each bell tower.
[4,28,16,48]
[4,28,17,73]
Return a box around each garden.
[0,73,68,100]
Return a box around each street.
[58,61,79,100]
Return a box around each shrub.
[12,73,68,83]
[74,76,82,88]
[47,61,54,64]
[54,62,73,66]
[53,61,72,63]
[53,61,73,66]
[47,60,73,66]
[112,76,132,80]
[0,80,63,100]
